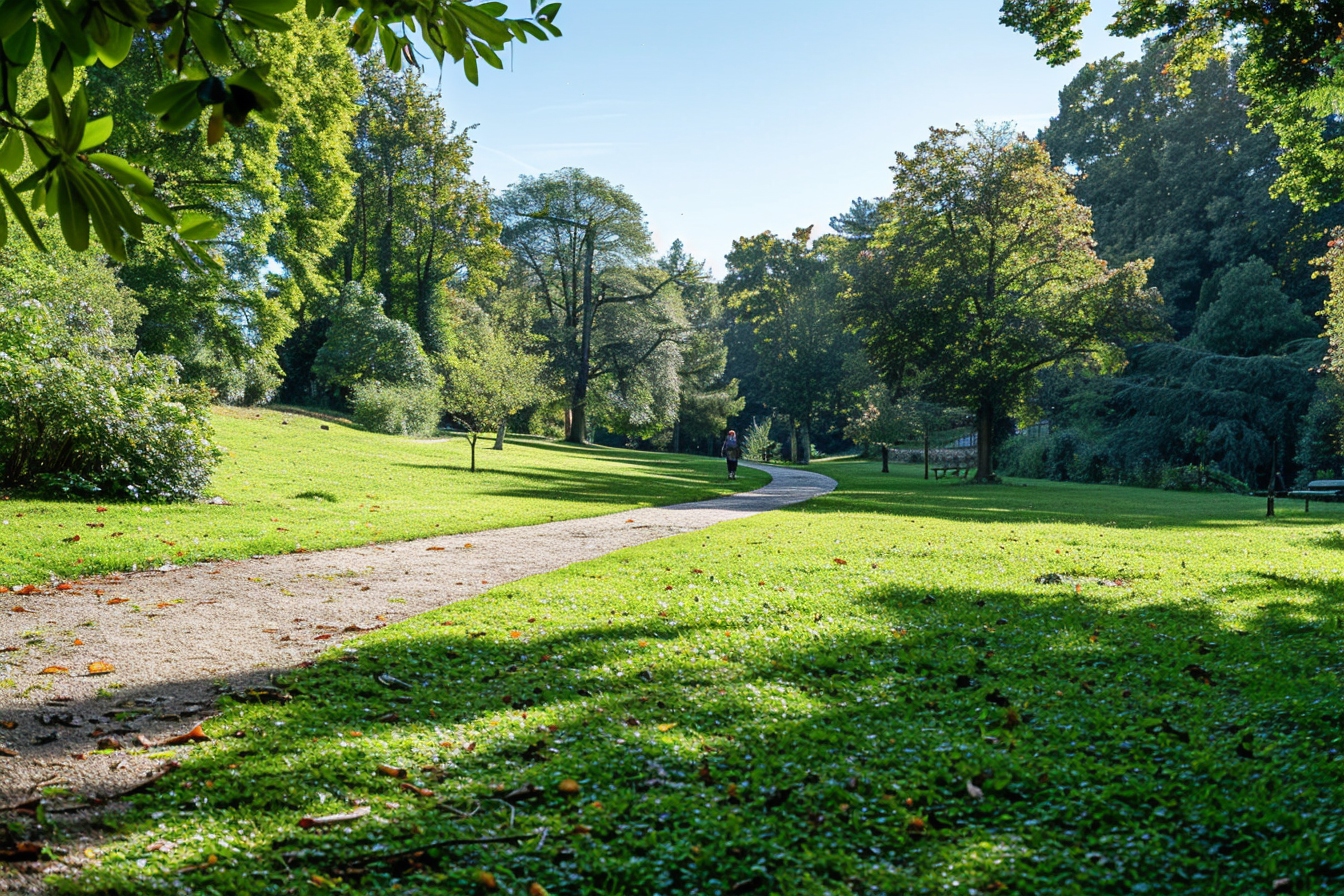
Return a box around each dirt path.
[0,464,834,806]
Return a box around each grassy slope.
[0,407,766,584]
[50,463,1344,895]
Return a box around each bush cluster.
[0,299,220,501]
[350,381,443,437]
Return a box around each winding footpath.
[0,463,834,806]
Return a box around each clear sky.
[431,1,1139,274]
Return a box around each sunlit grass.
[45,462,1344,894]
[0,406,765,584]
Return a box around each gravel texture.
[0,463,833,808]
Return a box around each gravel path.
[0,463,834,807]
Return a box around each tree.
[844,386,910,473]
[327,56,503,353]
[1039,43,1343,334]
[723,227,853,463]
[311,281,436,398]
[1190,259,1318,357]
[1001,0,1344,210]
[495,169,690,444]
[87,15,360,401]
[660,241,742,452]
[443,313,550,472]
[848,123,1167,481]
[0,1,559,265]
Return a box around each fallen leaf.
[558,778,581,796]
[509,630,522,638]
[426,546,446,551]
[657,723,677,732]
[474,870,498,891]
[87,662,115,675]
[15,585,38,595]
[63,535,80,543]
[377,764,408,778]
[56,583,74,591]
[10,606,27,613]
[528,884,551,896]
[106,597,129,605]
[463,543,473,549]
[298,806,371,829]
[96,506,107,513]
[137,723,210,747]
[833,557,847,565]
[40,666,69,675]
[399,782,434,797]
[966,780,984,800]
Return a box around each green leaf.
[87,152,154,194]
[133,190,176,227]
[462,43,478,85]
[232,7,290,31]
[92,19,133,68]
[77,114,112,151]
[189,14,231,66]
[5,166,50,249]
[177,209,223,241]
[56,168,90,250]
[0,0,34,43]
[0,129,23,172]
[39,0,91,64]
[2,18,35,65]
[472,39,502,70]
[230,0,298,14]
[536,2,561,24]
[63,83,87,154]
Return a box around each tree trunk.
[975,402,995,482]
[468,433,478,472]
[565,229,598,445]
[800,422,811,465]
[563,408,573,441]
[493,422,506,451]
[881,445,889,473]
[924,430,930,480]
[789,424,798,464]
[672,421,680,454]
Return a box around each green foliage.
[1,406,764,584]
[723,226,855,461]
[87,15,361,394]
[0,293,219,501]
[350,380,443,437]
[0,0,558,265]
[1002,0,1344,208]
[1040,45,1342,333]
[1190,259,1318,356]
[849,122,1167,479]
[496,168,690,443]
[56,460,1344,894]
[312,282,437,395]
[325,56,504,355]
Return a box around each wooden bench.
[1287,480,1344,512]
[932,466,971,480]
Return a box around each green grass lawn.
[0,407,766,585]
[41,462,1344,894]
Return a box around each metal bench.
[1287,479,1344,512]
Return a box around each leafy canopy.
[0,0,559,267]
[1001,0,1344,208]
[848,122,1166,478]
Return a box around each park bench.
[1288,480,1344,512]
[932,466,971,480]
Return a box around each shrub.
[0,300,220,501]
[1159,464,1250,494]
[351,381,443,437]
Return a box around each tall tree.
[495,168,689,443]
[1040,43,1342,333]
[86,15,360,401]
[328,57,504,353]
[723,227,853,463]
[849,122,1166,481]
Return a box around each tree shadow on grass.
[36,578,1344,895]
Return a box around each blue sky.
[432,1,1139,273]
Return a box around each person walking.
[721,429,743,480]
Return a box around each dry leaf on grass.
[298,806,371,829]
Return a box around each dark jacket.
[722,437,742,461]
